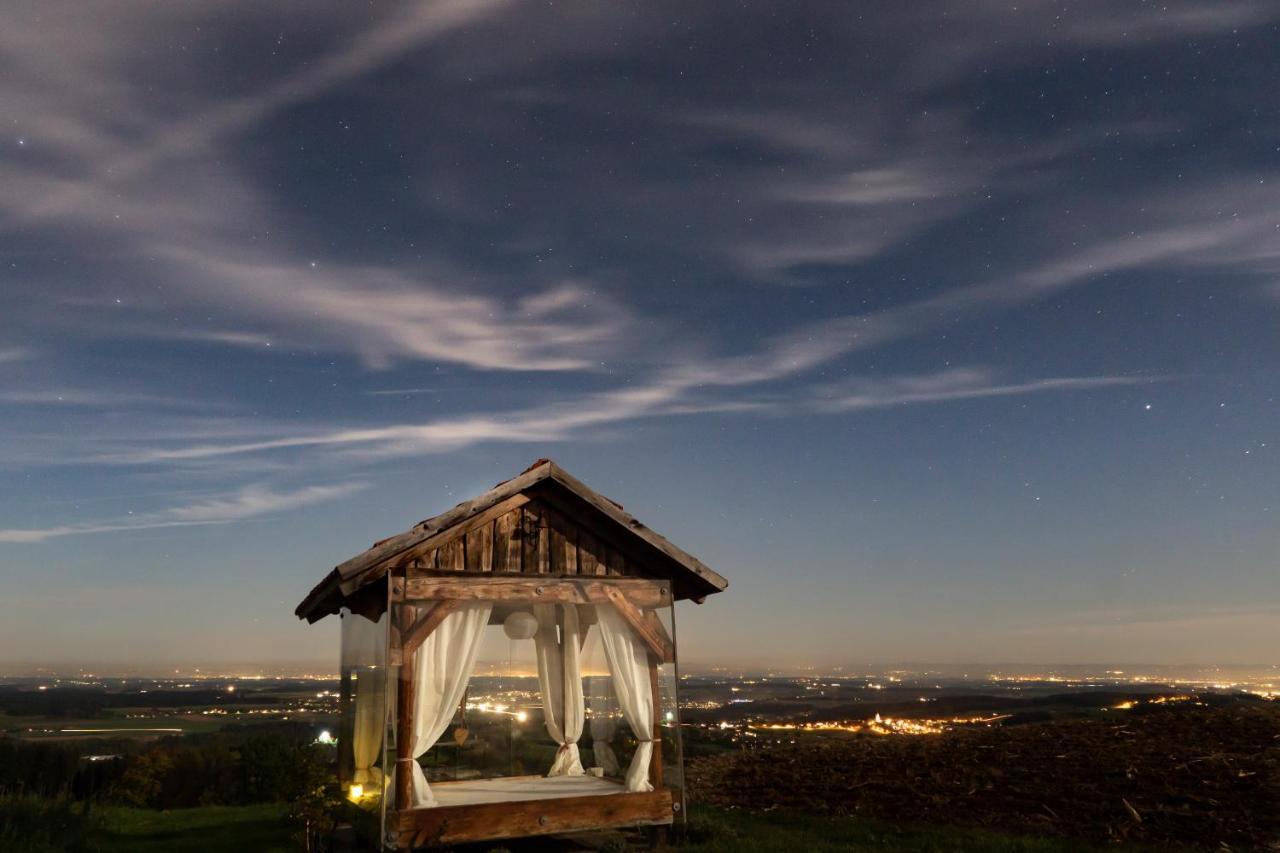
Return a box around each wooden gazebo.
[295,459,727,849]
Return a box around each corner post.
[395,600,418,813]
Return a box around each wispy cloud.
[0,481,367,543]
[365,388,440,396]
[146,330,276,349]
[5,0,516,229]
[810,368,1154,413]
[95,360,1149,467]
[0,1,1273,482]
[0,389,222,409]
[151,249,631,371]
[0,347,32,365]
[0,0,630,375]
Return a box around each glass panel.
[655,602,685,825]
[338,606,387,846]
[582,626,625,781]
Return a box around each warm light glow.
[347,784,364,801]
[316,730,336,745]
[515,710,529,722]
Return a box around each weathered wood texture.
[404,498,637,579]
[392,788,673,849]
[601,584,675,663]
[397,576,670,610]
[395,604,419,812]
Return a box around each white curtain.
[533,603,585,776]
[342,612,386,787]
[352,666,385,786]
[586,674,621,777]
[407,601,492,807]
[596,604,655,792]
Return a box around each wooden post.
[648,652,663,790]
[395,603,418,813]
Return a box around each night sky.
[1,1,1277,670]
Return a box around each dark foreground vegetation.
[0,798,293,853]
[688,703,1280,850]
[4,702,1276,851]
[0,724,338,852]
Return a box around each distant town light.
[515,710,529,723]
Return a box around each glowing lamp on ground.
[502,610,538,640]
[347,784,364,801]
[515,710,529,723]
[316,730,336,745]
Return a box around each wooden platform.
[389,779,674,849]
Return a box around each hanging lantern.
[503,610,538,640]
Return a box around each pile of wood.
[686,704,1280,849]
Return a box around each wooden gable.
[295,459,727,622]
[402,497,631,577]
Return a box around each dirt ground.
[686,704,1280,850]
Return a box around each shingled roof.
[295,459,727,622]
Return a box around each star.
[1144,404,1152,411]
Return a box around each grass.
[0,795,97,853]
[2,797,1148,853]
[678,806,1141,853]
[95,803,293,853]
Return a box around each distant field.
[689,704,1280,850]
[3,712,230,740]
[1,708,331,741]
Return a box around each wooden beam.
[392,788,672,848]
[400,600,462,657]
[399,576,670,610]
[601,585,674,664]
[395,604,419,812]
